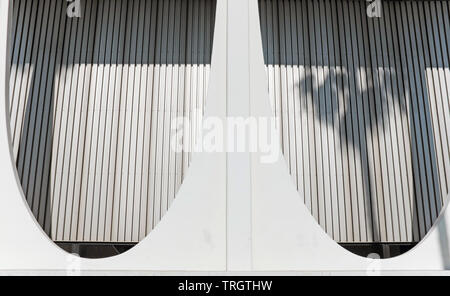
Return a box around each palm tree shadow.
[259,0,448,258]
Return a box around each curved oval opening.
[258,0,449,259]
[7,0,217,259]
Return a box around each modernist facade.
[0,0,449,273]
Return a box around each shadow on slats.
[259,0,449,258]
[8,0,216,254]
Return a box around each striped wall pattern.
[259,0,450,243]
[9,0,216,243]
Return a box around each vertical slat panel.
[259,0,449,243]
[10,0,216,243]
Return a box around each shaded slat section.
[9,0,216,243]
[259,0,449,243]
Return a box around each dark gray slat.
[349,0,374,242]
[373,5,401,242]
[146,0,164,234]
[259,1,268,65]
[20,0,51,211]
[435,1,450,156]
[11,0,37,160]
[93,0,121,242]
[138,0,157,241]
[87,0,115,241]
[342,0,366,242]
[50,8,79,241]
[43,0,74,236]
[298,0,314,215]
[60,0,100,242]
[312,0,330,236]
[9,0,20,70]
[188,0,201,178]
[305,0,320,227]
[418,1,442,220]
[351,0,372,241]
[120,0,141,242]
[41,0,68,236]
[173,0,187,233]
[282,0,296,189]
[272,0,283,151]
[334,0,354,242]
[57,3,97,242]
[266,0,275,67]
[277,0,287,163]
[381,1,408,241]
[265,0,275,118]
[331,0,352,242]
[9,0,25,113]
[16,0,45,190]
[79,0,108,241]
[148,0,166,232]
[105,0,132,242]
[353,0,376,242]
[160,0,178,224]
[30,0,61,227]
[180,0,192,183]
[337,0,355,241]
[67,0,97,242]
[373,2,401,242]
[113,0,135,242]
[321,0,336,237]
[327,0,347,242]
[205,0,215,65]
[422,1,446,214]
[119,0,137,242]
[168,1,182,205]
[409,0,437,235]
[411,1,438,228]
[387,1,417,242]
[8,0,23,145]
[152,0,171,237]
[381,2,406,241]
[319,0,339,239]
[367,12,392,242]
[434,1,450,196]
[10,0,33,148]
[399,1,428,238]
[110,0,132,242]
[165,0,183,216]
[134,0,153,242]
[76,0,103,241]
[360,1,386,242]
[289,0,305,202]
[392,1,421,242]
[441,1,450,113]
[427,1,450,204]
[19,0,50,217]
[198,0,206,65]
[174,0,186,188]
[277,0,290,162]
[79,0,111,242]
[294,0,307,207]
[127,0,148,242]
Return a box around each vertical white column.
[226,0,252,270]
